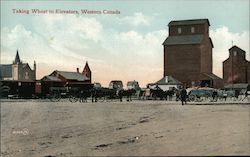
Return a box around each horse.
[79,89,92,102]
[117,88,136,102]
[150,88,168,100]
[137,89,146,100]
[68,88,92,103]
[91,87,117,102]
[166,89,175,101]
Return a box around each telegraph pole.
[231,41,234,91]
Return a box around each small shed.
[148,76,182,91]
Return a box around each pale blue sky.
[2,0,249,32]
[1,0,249,87]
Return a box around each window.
[178,27,182,34]
[36,82,41,85]
[233,51,237,56]
[191,27,195,33]
[25,71,29,79]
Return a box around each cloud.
[97,29,167,86]
[1,24,54,64]
[119,12,151,27]
[1,15,106,80]
[210,26,249,78]
[1,14,248,87]
[1,14,165,86]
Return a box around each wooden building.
[148,76,182,91]
[223,46,250,84]
[39,62,93,95]
[163,19,223,88]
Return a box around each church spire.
[14,50,21,64]
[83,61,91,73]
[82,61,92,83]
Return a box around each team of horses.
[90,88,137,102]
[50,86,250,103]
[68,87,176,103]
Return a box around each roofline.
[41,75,62,81]
[163,43,201,46]
[201,73,223,80]
[168,19,210,26]
[223,58,229,63]
[162,34,204,46]
[0,80,36,83]
[229,45,246,52]
[0,64,13,66]
[57,70,78,73]
[209,38,214,48]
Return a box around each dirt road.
[1,100,249,156]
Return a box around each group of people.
[166,84,250,105]
[143,83,250,105]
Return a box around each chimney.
[165,76,168,83]
[77,68,79,73]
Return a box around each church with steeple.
[0,50,36,81]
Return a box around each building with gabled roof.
[163,19,222,88]
[156,76,182,85]
[48,70,89,82]
[148,76,182,91]
[40,62,92,94]
[0,50,36,81]
[223,45,250,84]
[168,19,210,26]
[42,61,92,85]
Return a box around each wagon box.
[0,80,35,98]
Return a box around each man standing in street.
[242,84,250,101]
[180,87,187,105]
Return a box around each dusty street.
[1,100,250,156]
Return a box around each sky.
[1,0,249,87]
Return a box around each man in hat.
[180,87,187,105]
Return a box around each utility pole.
[231,41,234,92]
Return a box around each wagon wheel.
[69,95,78,103]
[246,96,250,102]
[207,96,214,102]
[49,92,61,102]
[246,97,250,102]
[189,95,195,102]
[151,93,156,100]
[97,96,105,102]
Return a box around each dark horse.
[91,87,116,102]
[79,89,92,102]
[68,88,92,103]
[117,88,136,102]
[91,88,136,102]
[150,88,168,100]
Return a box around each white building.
[148,76,182,91]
